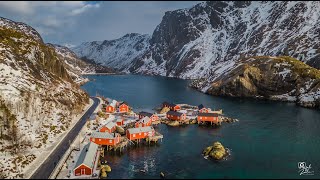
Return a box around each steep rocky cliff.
[190,56,320,108]
[0,17,89,178]
[73,1,320,77]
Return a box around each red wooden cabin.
[166,111,186,121]
[126,126,155,141]
[162,102,181,111]
[119,102,129,113]
[99,122,116,133]
[135,116,152,128]
[116,118,124,126]
[139,111,159,122]
[106,100,117,113]
[197,112,220,124]
[90,131,121,146]
[73,142,99,176]
[198,104,209,113]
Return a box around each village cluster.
[70,97,224,178]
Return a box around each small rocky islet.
[202,142,230,160]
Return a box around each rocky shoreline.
[202,142,230,161]
[190,56,320,110]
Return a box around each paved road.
[30,97,100,179]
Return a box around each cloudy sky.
[0,1,201,47]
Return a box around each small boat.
[204,155,209,159]
[140,169,146,173]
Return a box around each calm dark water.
[81,75,320,179]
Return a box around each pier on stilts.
[146,131,163,144]
[105,137,129,153]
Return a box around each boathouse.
[135,116,152,128]
[197,112,220,124]
[166,111,186,121]
[116,118,124,126]
[99,121,116,133]
[90,131,121,146]
[106,100,117,113]
[126,126,155,141]
[139,111,159,122]
[119,102,129,113]
[73,142,99,176]
[162,102,181,111]
[198,104,209,113]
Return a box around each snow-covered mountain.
[73,1,320,77]
[0,17,90,178]
[72,1,320,108]
[48,43,116,83]
[73,33,150,73]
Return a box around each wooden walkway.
[146,131,163,144]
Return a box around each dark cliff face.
[74,1,320,80]
[140,1,320,77]
[204,56,320,108]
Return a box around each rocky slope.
[72,1,320,108]
[0,17,89,178]
[190,56,320,108]
[72,33,150,73]
[49,43,116,79]
[73,1,320,78]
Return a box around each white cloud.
[0,1,202,46]
[70,3,100,16]
[0,1,34,14]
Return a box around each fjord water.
[81,75,320,179]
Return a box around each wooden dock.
[105,137,129,152]
[146,131,163,144]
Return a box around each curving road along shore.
[30,97,100,179]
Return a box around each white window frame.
[109,139,112,143]
[133,134,136,137]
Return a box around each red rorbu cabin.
[126,126,155,141]
[116,118,124,126]
[99,122,116,133]
[90,131,121,146]
[198,104,209,113]
[197,112,220,124]
[162,102,181,111]
[119,102,129,113]
[139,111,159,122]
[106,100,117,113]
[73,142,99,176]
[135,116,152,128]
[166,111,186,121]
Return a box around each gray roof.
[91,131,118,139]
[127,126,154,134]
[198,112,219,117]
[167,110,183,116]
[109,100,117,108]
[74,142,98,170]
[137,117,150,124]
[163,102,177,107]
[104,121,116,130]
[139,111,153,117]
[198,104,204,110]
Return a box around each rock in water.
[160,107,170,114]
[105,165,112,173]
[203,141,228,160]
[203,146,213,156]
[160,172,165,178]
[101,171,107,178]
[211,150,224,160]
[116,126,125,135]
